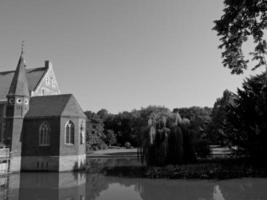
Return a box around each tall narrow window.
[80,120,85,145]
[65,121,75,145]
[45,77,50,85]
[39,122,50,146]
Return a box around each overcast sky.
[0,0,262,113]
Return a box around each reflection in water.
[213,185,225,200]
[2,172,86,200]
[1,172,267,200]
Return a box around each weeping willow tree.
[139,112,196,166]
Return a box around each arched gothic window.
[65,121,75,145]
[39,122,50,146]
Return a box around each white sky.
[0,0,264,113]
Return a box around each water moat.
[1,172,267,200]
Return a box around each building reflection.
[2,172,267,200]
[4,172,86,200]
[1,173,21,200]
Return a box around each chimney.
[45,60,52,69]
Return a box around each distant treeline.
[84,106,212,153]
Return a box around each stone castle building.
[0,51,86,172]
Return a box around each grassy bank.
[97,158,267,179]
[87,148,137,157]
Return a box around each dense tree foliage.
[104,129,117,146]
[173,107,212,156]
[174,107,211,135]
[85,111,107,151]
[103,106,171,147]
[214,0,267,74]
[96,109,109,120]
[104,111,137,147]
[139,111,204,166]
[208,90,236,145]
[225,73,267,160]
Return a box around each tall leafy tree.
[208,90,236,145]
[174,107,212,157]
[226,73,267,160]
[214,0,267,74]
[85,111,107,151]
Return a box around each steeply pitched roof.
[8,53,29,97]
[25,94,86,118]
[0,66,47,100]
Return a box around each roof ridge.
[31,94,72,98]
[0,69,16,74]
[0,66,47,74]
[59,94,74,116]
[26,66,47,71]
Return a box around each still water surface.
[1,172,267,200]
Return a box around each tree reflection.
[213,185,225,200]
[86,175,267,200]
[217,179,267,200]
